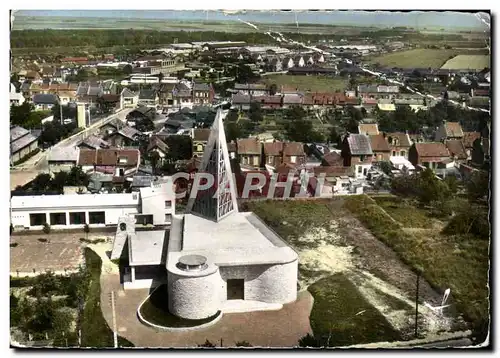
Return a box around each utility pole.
[111,291,118,348]
[414,268,422,338]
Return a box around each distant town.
[10,10,490,350]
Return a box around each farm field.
[441,55,490,70]
[259,74,348,93]
[367,48,489,69]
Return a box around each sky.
[13,10,488,29]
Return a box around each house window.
[89,211,105,225]
[392,151,396,156]
[165,214,172,223]
[165,201,172,209]
[69,212,85,225]
[29,213,46,226]
[49,213,66,226]
[268,155,274,164]
[243,156,249,165]
[363,168,368,176]
[357,166,362,173]
[197,145,203,152]
[253,156,260,166]
[401,151,406,157]
[290,155,297,163]
[118,157,128,164]
[360,155,365,161]
[423,162,429,168]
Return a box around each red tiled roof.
[283,142,305,156]
[237,138,261,154]
[445,140,467,160]
[415,142,450,158]
[369,134,391,152]
[78,148,140,167]
[263,141,284,156]
[322,151,344,166]
[462,132,481,148]
[387,132,411,148]
[147,136,169,153]
[444,122,464,137]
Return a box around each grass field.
[367,48,488,69]
[259,74,348,93]
[344,195,489,340]
[441,55,490,70]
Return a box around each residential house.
[191,128,211,158]
[47,147,79,173]
[76,82,104,104]
[138,89,160,108]
[77,148,141,177]
[10,92,25,106]
[358,84,400,98]
[32,93,59,110]
[321,151,344,167]
[231,94,252,111]
[282,94,303,108]
[105,126,141,148]
[155,83,175,107]
[57,91,77,105]
[267,58,283,72]
[101,94,121,111]
[341,133,373,179]
[369,134,391,161]
[121,88,139,109]
[292,56,305,68]
[386,132,412,158]
[253,95,282,110]
[147,136,169,160]
[435,121,464,141]
[408,142,451,170]
[233,83,268,96]
[282,142,306,166]
[127,106,156,122]
[462,132,481,159]
[313,166,355,195]
[471,123,490,166]
[78,135,111,150]
[358,123,380,136]
[172,83,193,108]
[237,138,262,168]
[102,80,118,95]
[361,97,378,112]
[445,140,468,163]
[192,83,214,105]
[227,141,237,160]
[263,142,283,168]
[10,126,39,165]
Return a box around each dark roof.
[192,128,211,142]
[346,134,373,155]
[80,135,110,150]
[232,94,252,104]
[445,140,467,160]
[139,89,157,100]
[32,93,58,105]
[102,94,120,103]
[322,151,343,166]
[147,136,169,153]
[193,83,211,91]
[369,134,391,152]
[121,88,137,98]
[10,126,30,142]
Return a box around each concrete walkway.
[99,273,313,348]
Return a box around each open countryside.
[441,55,490,70]
[367,48,489,68]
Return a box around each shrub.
[198,339,216,348]
[235,341,252,347]
[298,333,322,348]
[43,223,51,235]
[10,243,18,248]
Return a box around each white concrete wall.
[168,271,223,320]
[167,260,298,320]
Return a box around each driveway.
[100,274,313,348]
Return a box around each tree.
[43,223,51,235]
[249,102,263,122]
[328,127,341,146]
[284,119,320,143]
[285,105,306,121]
[149,151,161,174]
[10,102,34,127]
[50,171,69,192]
[268,83,278,96]
[163,135,192,161]
[10,294,21,327]
[298,333,322,347]
[158,72,164,83]
[122,64,133,75]
[444,176,459,196]
[31,173,52,192]
[198,339,216,348]
[83,224,90,241]
[225,121,244,142]
[467,170,489,202]
[27,298,56,333]
[67,166,90,187]
[226,110,239,122]
[417,168,450,205]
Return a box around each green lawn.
[81,249,134,348]
[367,48,487,69]
[259,74,348,93]
[344,195,489,341]
[308,274,401,347]
[139,284,221,328]
[373,196,432,228]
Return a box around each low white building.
[111,110,298,320]
[10,180,175,231]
